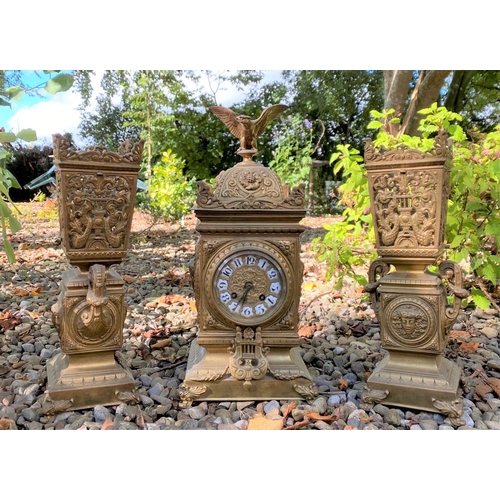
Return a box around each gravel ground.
[1,202,500,431]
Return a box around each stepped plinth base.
[367,350,461,413]
[46,351,135,411]
[179,339,317,407]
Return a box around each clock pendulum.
[179,105,318,407]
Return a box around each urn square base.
[46,351,135,411]
[367,350,461,413]
[180,339,316,407]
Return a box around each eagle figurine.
[209,104,288,151]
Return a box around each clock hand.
[237,282,254,308]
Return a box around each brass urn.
[46,134,145,410]
[363,131,467,419]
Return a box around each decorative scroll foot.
[293,383,319,404]
[178,384,207,409]
[360,387,389,411]
[432,398,465,427]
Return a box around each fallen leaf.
[151,338,172,349]
[12,287,30,297]
[488,378,500,397]
[122,275,137,283]
[0,312,22,330]
[0,418,17,430]
[459,342,480,354]
[303,283,317,290]
[248,413,284,430]
[338,378,348,391]
[305,412,339,422]
[449,329,471,341]
[474,379,492,399]
[298,325,315,337]
[284,419,311,430]
[143,327,170,339]
[165,294,186,304]
[343,425,358,430]
[282,401,297,421]
[26,310,40,319]
[189,301,197,312]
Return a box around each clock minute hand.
[238,282,254,308]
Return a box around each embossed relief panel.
[367,165,448,259]
[60,171,135,254]
[379,285,447,352]
[364,131,452,260]
[52,133,144,268]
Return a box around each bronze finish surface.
[47,135,144,410]
[364,132,467,417]
[180,105,317,407]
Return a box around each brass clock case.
[205,240,294,328]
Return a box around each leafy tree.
[78,71,140,150]
[281,70,385,155]
[382,70,500,137]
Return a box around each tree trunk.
[383,70,414,134]
[383,70,451,137]
[444,70,476,114]
[405,70,451,136]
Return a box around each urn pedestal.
[46,134,144,410]
[364,132,467,418]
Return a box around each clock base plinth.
[180,339,317,407]
[46,351,135,411]
[367,350,461,413]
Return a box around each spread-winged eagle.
[209,104,288,151]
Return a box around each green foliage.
[0,70,74,263]
[146,150,197,223]
[314,104,500,308]
[312,144,374,289]
[269,114,313,191]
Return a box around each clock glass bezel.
[211,246,290,326]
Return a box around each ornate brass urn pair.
[364,132,467,417]
[46,134,144,410]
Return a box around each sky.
[0,70,283,147]
[0,71,85,145]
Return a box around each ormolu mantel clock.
[179,105,318,407]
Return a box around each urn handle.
[365,259,390,314]
[439,260,469,328]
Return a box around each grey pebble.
[419,419,438,430]
[384,409,402,427]
[264,400,280,414]
[93,405,112,423]
[328,393,347,406]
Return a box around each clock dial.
[212,248,288,325]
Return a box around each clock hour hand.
[237,282,254,308]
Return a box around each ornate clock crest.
[180,105,317,407]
